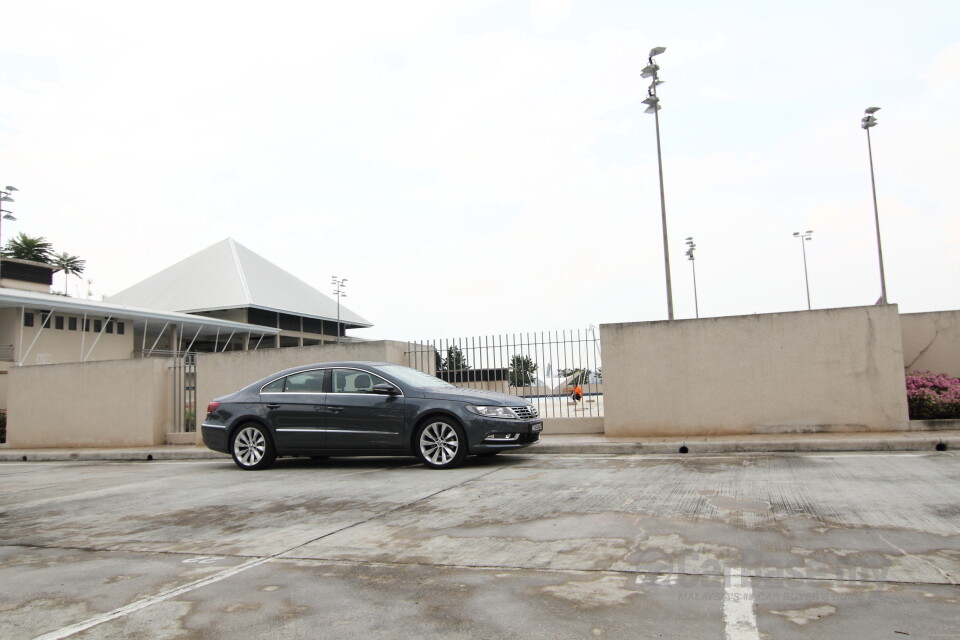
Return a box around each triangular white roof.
[107,238,371,327]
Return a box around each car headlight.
[466,405,519,419]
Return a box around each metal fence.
[171,353,197,433]
[406,329,603,418]
[138,350,197,433]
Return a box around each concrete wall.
[192,340,421,438]
[901,310,960,378]
[0,362,9,410]
[543,417,604,434]
[601,305,910,437]
[7,358,171,448]
[0,277,49,293]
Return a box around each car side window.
[331,369,387,394]
[283,371,326,393]
[261,377,285,393]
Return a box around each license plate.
[532,423,543,433]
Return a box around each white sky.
[2,0,958,341]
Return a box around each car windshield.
[378,364,454,389]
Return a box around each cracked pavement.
[1,451,958,639]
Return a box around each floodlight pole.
[653,83,673,320]
[643,47,674,320]
[793,230,813,310]
[0,185,20,285]
[862,107,887,305]
[331,276,347,343]
[684,237,698,318]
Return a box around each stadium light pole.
[793,230,814,310]
[331,276,347,343]
[0,185,20,284]
[642,46,674,320]
[861,107,887,305]
[684,237,698,318]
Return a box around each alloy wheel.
[234,426,266,467]
[419,421,460,466]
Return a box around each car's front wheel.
[416,419,468,469]
[231,423,276,470]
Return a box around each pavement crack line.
[30,464,508,640]
[875,533,957,585]
[263,555,960,589]
[32,556,274,640]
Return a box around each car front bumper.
[466,416,542,454]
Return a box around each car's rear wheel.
[416,419,468,469]
[231,423,276,470]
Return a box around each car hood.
[421,386,532,406]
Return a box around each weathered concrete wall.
[542,417,604,434]
[0,362,10,411]
[901,310,960,378]
[601,305,910,437]
[193,341,421,439]
[7,358,171,448]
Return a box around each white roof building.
[108,238,371,348]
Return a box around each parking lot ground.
[1,452,958,639]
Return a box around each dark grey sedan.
[201,361,542,470]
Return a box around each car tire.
[416,419,468,469]
[231,423,277,470]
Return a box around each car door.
[260,369,327,452]
[324,367,405,449]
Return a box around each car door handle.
[326,406,343,414]
[266,404,281,410]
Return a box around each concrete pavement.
[0,429,956,462]
[1,451,958,639]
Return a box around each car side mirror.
[371,383,400,396]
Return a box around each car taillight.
[206,401,221,414]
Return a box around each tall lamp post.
[641,46,674,320]
[0,185,19,284]
[793,230,813,310]
[331,276,347,343]
[684,237,699,318]
[861,107,887,305]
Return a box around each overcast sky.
[2,0,958,341]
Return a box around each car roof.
[242,361,395,391]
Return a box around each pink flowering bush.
[906,371,960,420]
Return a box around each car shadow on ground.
[210,453,534,471]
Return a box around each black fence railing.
[406,329,603,418]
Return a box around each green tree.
[442,345,469,371]
[2,232,54,263]
[509,355,538,387]
[53,252,86,295]
[440,345,470,382]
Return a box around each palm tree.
[2,232,54,263]
[53,252,86,295]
